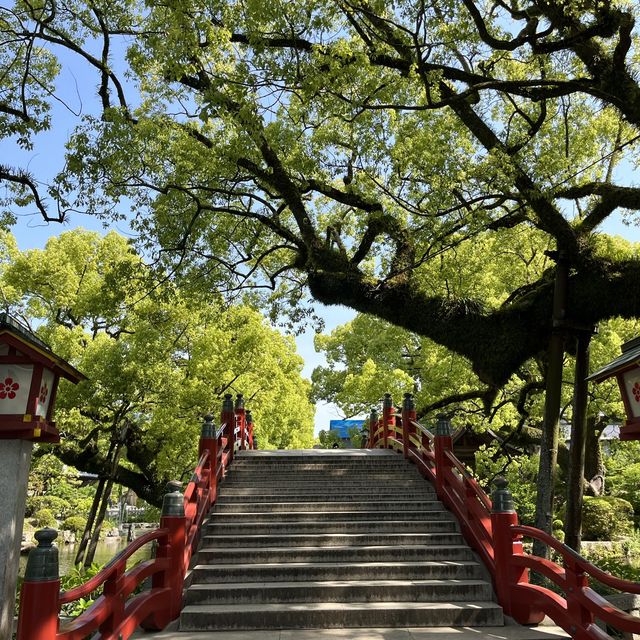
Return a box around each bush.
[26,495,69,519]
[32,508,57,528]
[582,496,634,541]
[62,515,87,536]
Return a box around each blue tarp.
[329,419,365,438]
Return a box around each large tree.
[2,0,640,546]
[0,229,315,509]
[1,0,639,387]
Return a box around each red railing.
[17,392,255,640]
[367,392,640,640]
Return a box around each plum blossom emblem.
[39,383,49,404]
[633,382,640,403]
[0,377,19,399]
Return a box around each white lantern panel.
[0,364,33,414]
[623,369,640,418]
[35,368,55,418]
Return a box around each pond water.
[19,535,152,578]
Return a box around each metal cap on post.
[200,414,214,439]
[436,414,452,436]
[235,393,245,410]
[491,476,515,513]
[223,394,234,412]
[24,528,59,582]
[403,393,415,411]
[161,481,185,517]
[383,393,393,409]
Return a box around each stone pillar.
[0,440,33,639]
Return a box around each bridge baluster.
[401,393,416,460]
[235,394,246,451]
[491,477,543,625]
[246,410,254,449]
[222,394,235,465]
[199,414,217,507]
[368,408,379,448]
[434,415,453,501]
[16,528,60,640]
[382,393,394,448]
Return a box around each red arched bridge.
[17,393,640,639]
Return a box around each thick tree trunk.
[585,415,606,496]
[533,255,568,559]
[564,331,592,552]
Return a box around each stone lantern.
[0,313,85,638]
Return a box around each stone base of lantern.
[0,440,33,640]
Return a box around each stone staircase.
[179,449,504,631]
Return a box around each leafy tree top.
[1,0,640,396]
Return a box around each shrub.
[582,496,634,541]
[32,508,57,528]
[62,515,87,536]
[26,495,69,519]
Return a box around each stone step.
[203,519,459,535]
[218,484,434,492]
[201,532,464,547]
[179,601,504,630]
[189,560,486,583]
[212,500,444,513]
[183,579,494,605]
[208,509,452,522]
[226,468,419,475]
[183,450,501,633]
[215,491,435,503]
[197,544,475,565]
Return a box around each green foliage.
[580,536,640,596]
[127,502,161,524]
[59,563,104,617]
[582,497,634,541]
[62,516,88,536]
[474,446,540,526]
[32,508,57,528]
[4,229,315,504]
[604,440,640,527]
[317,430,344,449]
[347,425,365,448]
[26,496,68,519]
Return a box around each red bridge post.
[382,393,394,448]
[401,393,417,460]
[144,481,187,629]
[199,414,218,507]
[235,394,246,450]
[491,477,544,625]
[222,394,235,463]
[434,414,453,500]
[246,410,254,449]
[16,528,60,640]
[368,408,379,448]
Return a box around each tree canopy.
[0,228,315,505]
[1,0,640,402]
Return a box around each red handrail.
[17,394,256,640]
[369,392,640,640]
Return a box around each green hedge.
[582,496,634,541]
